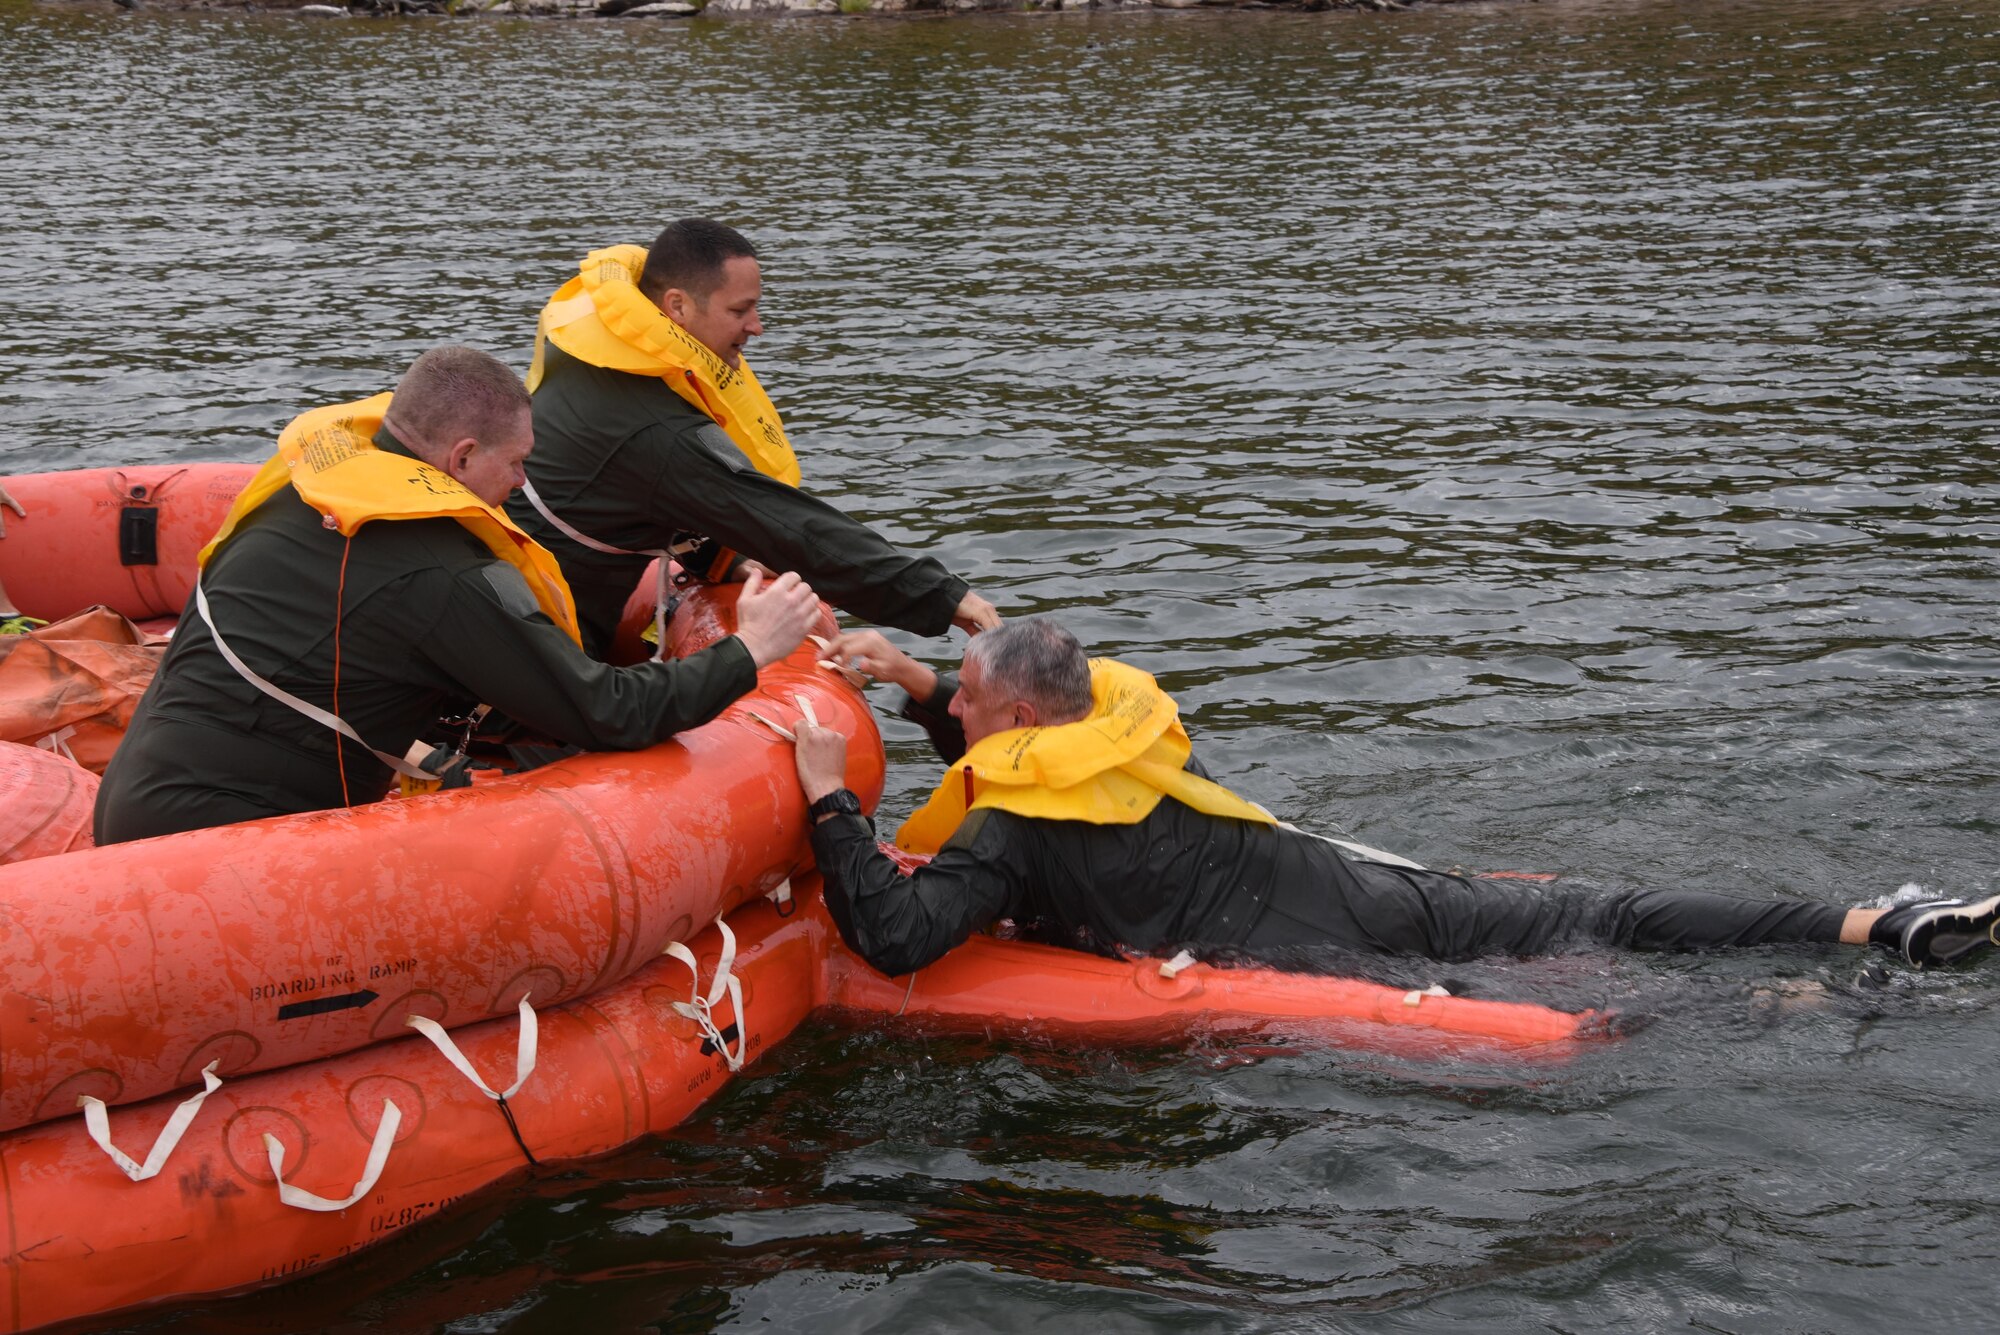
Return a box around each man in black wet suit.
[786,619,1998,978]
[511,218,999,660]
[96,346,822,844]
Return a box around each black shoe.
[1872,894,2000,969]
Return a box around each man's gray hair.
[386,346,530,460]
[964,618,1093,724]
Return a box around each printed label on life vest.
[299,423,364,473]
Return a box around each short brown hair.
[639,219,758,305]
[386,346,530,457]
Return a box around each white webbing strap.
[1158,950,1199,980]
[767,878,793,909]
[405,994,538,1101]
[519,481,701,661]
[263,1099,402,1212]
[35,725,79,765]
[195,579,434,781]
[663,917,747,1072]
[78,1061,223,1182]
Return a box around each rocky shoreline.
[83,0,1455,19]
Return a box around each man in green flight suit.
[511,218,1000,661]
[96,346,821,844]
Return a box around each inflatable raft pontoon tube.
[0,886,1599,1334]
[0,896,828,1334]
[0,466,882,1134]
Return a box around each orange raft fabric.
[0,899,829,1335]
[0,743,96,864]
[0,582,880,1136]
[0,606,165,774]
[0,465,255,626]
[0,886,1599,1335]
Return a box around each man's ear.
[661,286,695,324]
[442,436,479,481]
[1014,701,1040,730]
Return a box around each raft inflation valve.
[79,1060,223,1182]
[664,916,747,1072]
[407,995,541,1165]
[264,1099,402,1212]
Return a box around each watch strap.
[808,788,863,821]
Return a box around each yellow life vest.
[201,393,583,646]
[525,244,802,487]
[895,658,1278,855]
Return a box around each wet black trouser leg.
[1247,860,1848,962]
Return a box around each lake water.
[4,0,1998,1328]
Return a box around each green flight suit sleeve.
[810,808,1030,976]
[416,560,758,751]
[642,422,970,636]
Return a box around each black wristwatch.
[808,788,864,821]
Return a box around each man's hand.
[823,629,939,700]
[953,591,1002,635]
[793,720,850,806]
[734,569,820,669]
[0,483,24,540]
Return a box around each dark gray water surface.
[5,0,1999,1328]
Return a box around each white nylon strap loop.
[663,917,747,1072]
[79,1061,223,1182]
[36,725,80,765]
[1158,950,1199,980]
[263,1099,401,1212]
[793,693,820,729]
[196,580,434,781]
[767,878,793,908]
[744,709,796,743]
[520,482,700,662]
[405,994,538,1102]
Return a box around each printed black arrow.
[698,1023,740,1057]
[277,990,380,1021]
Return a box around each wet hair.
[964,618,1093,723]
[639,218,758,305]
[385,346,530,460]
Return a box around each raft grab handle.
[264,1099,402,1212]
[664,917,747,1072]
[79,1061,224,1183]
[406,995,539,1102]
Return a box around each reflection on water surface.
[3,0,1997,1328]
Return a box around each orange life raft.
[0,464,1602,1334]
[0,466,884,1133]
[0,887,1597,1335]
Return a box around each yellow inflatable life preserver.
[895,658,1277,855]
[201,393,582,646]
[526,244,802,487]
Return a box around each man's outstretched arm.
[793,718,1024,976]
[821,629,968,762]
[649,425,995,636]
